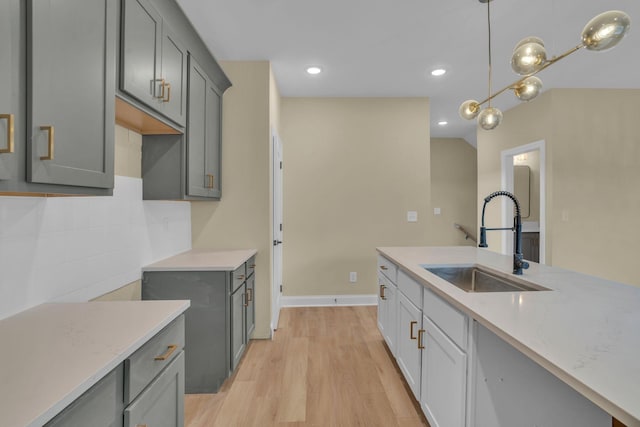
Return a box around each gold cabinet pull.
[379,284,386,300]
[205,173,215,189]
[380,265,388,270]
[410,321,417,339]
[162,82,171,103]
[154,344,178,361]
[244,292,249,307]
[154,78,166,99]
[0,114,14,154]
[247,288,253,302]
[249,264,256,268]
[39,125,54,160]
[417,329,425,349]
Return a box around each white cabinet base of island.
[376,250,616,427]
[469,323,609,427]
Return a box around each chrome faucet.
[479,191,530,275]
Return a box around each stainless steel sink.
[424,265,550,293]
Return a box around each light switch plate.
[349,272,357,283]
[407,211,418,222]
[434,207,441,215]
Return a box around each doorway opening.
[501,140,546,264]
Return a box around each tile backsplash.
[0,176,191,320]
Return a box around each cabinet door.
[231,283,247,371]
[159,26,187,126]
[246,273,256,339]
[420,316,466,427]
[0,0,21,181]
[382,282,397,356]
[377,274,387,337]
[396,291,422,400]
[121,0,162,106]
[187,57,221,199]
[125,350,185,427]
[46,365,124,427]
[28,0,115,189]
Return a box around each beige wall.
[92,280,141,301]
[478,89,640,287]
[430,138,477,246]
[191,61,273,338]
[281,98,431,296]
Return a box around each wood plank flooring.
[185,306,429,427]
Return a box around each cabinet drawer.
[247,256,256,278]
[124,350,185,427]
[398,270,423,309]
[378,255,398,283]
[232,264,247,292]
[124,315,185,404]
[423,288,467,350]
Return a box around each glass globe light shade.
[582,10,631,51]
[478,107,503,130]
[459,100,481,120]
[514,76,543,101]
[511,39,547,75]
[513,37,545,51]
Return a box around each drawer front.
[232,264,247,292]
[378,255,398,283]
[246,255,256,278]
[423,288,467,350]
[125,315,185,404]
[124,350,185,427]
[398,269,423,309]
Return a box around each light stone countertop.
[0,300,189,427]
[142,248,257,272]
[377,246,640,427]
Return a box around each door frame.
[500,139,546,264]
[271,128,283,333]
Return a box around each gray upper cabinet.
[27,0,115,190]
[187,56,222,199]
[0,1,21,182]
[121,0,187,127]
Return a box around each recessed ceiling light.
[306,66,322,75]
[438,121,448,126]
[431,68,447,77]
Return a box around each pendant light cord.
[487,0,493,107]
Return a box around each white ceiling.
[176,0,638,144]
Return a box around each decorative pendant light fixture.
[459,0,631,131]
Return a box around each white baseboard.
[280,294,378,307]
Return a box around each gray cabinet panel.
[121,0,162,107]
[187,56,221,199]
[160,27,187,125]
[142,270,231,393]
[247,273,256,339]
[124,351,185,427]
[0,1,21,182]
[27,0,115,189]
[231,284,246,371]
[45,364,124,427]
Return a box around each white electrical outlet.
[434,207,441,215]
[407,211,418,222]
[349,272,357,283]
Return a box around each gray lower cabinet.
[142,263,256,393]
[124,351,185,427]
[0,0,115,195]
[121,0,187,126]
[45,316,185,427]
[231,282,247,371]
[45,365,125,427]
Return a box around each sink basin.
[424,265,550,293]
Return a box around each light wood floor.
[185,306,429,427]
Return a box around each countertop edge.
[28,300,190,427]
[142,249,258,272]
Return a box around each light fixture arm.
[475,43,584,108]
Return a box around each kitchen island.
[0,300,189,427]
[377,246,640,427]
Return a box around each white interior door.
[271,130,283,331]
